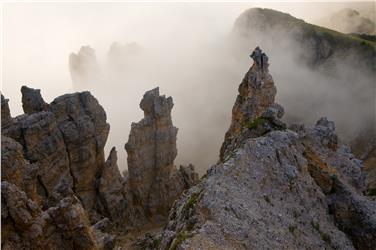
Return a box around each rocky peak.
[2,87,110,219]
[21,86,48,114]
[220,47,283,160]
[140,87,174,119]
[125,87,198,221]
[250,46,269,72]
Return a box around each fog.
[2,2,375,175]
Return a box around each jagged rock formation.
[220,47,284,161]
[97,147,129,224]
[2,86,110,217]
[125,88,199,222]
[69,46,101,86]
[1,86,116,249]
[21,86,48,114]
[156,49,376,250]
[1,179,109,250]
[2,85,199,249]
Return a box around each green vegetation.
[329,174,338,194]
[311,220,332,245]
[288,225,297,235]
[152,238,161,248]
[366,188,376,196]
[351,33,376,43]
[223,149,238,163]
[182,191,202,219]
[244,116,286,133]
[244,117,267,130]
[252,8,376,49]
[169,232,189,250]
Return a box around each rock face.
[220,47,283,161]
[2,180,102,250]
[1,94,13,127]
[2,87,110,216]
[21,86,48,114]
[97,147,129,225]
[125,88,199,222]
[157,49,375,250]
[351,132,376,195]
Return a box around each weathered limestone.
[1,181,101,250]
[98,147,129,224]
[125,87,199,221]
[1,136,40,203]
[220,47,284,161]
[2,87,110,216]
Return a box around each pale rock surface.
[125,87,199,222]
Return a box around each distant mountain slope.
[231,8,376,72]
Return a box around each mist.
[2,2,375,175]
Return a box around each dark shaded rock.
[1,94,13,127]
[98,147,129,224]
[1,135,40,203]
[21,86,48,114]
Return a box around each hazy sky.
[1,1,374,174]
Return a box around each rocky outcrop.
[157,49,375,250]
[97,147,129,225]
[1,136,40,203]
[2,87,110,217]
[350,132,376,195]
[125,88,199,222]
[1,87,116,249]
[21,86,48,114]
[49,91,110,213]
[220,47,284,161]
[1,180,101,250]
[1,94,13,127]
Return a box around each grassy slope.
[236,8,376,62]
